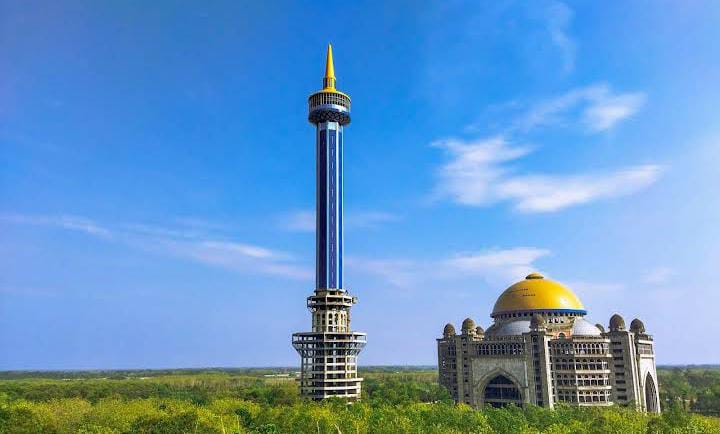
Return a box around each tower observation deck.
[292,45,366,401]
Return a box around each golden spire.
[323,44,336,90]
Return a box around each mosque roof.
[571,318,603,336]
[492,273,586,316]
[486,320,531,336]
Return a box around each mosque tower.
[292,45,366,401]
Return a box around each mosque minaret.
[438,273,660,412]
[292,45,366,401]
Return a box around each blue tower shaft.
[316,122,343,290]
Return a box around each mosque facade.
[437,273,660,412]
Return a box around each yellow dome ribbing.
[491,273,585,316]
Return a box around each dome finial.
[323,44,336,89]
[526,272,544,280]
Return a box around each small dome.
[475,325,485,335]
[595,323,606,333]
[492,273,586,316]
[571,318,602,336]
[486,320,531,336]
[630,318,646,334]
[609,314,626,331]
[526,272,544,280]
[461,318,476,331]
[443,323,456,337]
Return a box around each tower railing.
[309,91,351,113]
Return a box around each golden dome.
[491,273,586,316]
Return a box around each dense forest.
[658,366,720,416]
[0,367,718,433]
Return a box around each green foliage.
[361,371,451,404]
[0,373,300,406]
[659,367,720,415]
[0,367,718,433]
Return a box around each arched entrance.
[483,375,522,407]
[644,373,659,413]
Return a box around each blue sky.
[2,1,720,369]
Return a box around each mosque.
[292,45,661,409]
[437,273,660,412]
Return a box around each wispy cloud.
[1,212,311,280]
[546,1,576,73]
[444,248,551,281]
[499,165,662,212]
[516,83,646,132]
[348,247,550,289]
[345,257,420,288]
[583,91,647,132]
[280,209,400,232]
[433,136,662,212]
[0,213,112,238]
[153,239,310,280]
[281,210,316,232]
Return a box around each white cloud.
[546,1,576,73]
[348,247,550,289]
[498,165,662,212]
[0,213,112,238]
[583,91,647,132]
[516,83,646,132]
[432,136,530,206]
[433,136,662,212]
[1,212,311,281]
[157,239,310,280]
[196,241,279,259]
[445,248,551,282]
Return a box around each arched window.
[483,375,522,408]
[645,374,659,413]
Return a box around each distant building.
[292,45,366,401]
[437,273,660,412]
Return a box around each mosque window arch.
[645,374,659,412]
[483,375,522,408]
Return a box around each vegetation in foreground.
[0,367,717,433]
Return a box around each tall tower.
[292,45,366,401]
